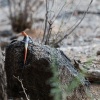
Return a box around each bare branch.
[42,1,66,44]
[45,20,53,45]
[42,0,48,43]
[55,0,80,40]
[52,2,66,24]
[54,0,93,46]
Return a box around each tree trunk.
[5,40,92,100]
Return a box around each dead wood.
[5,40,92,100]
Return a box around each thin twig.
[55,0,75,40]
[52,2,66,24]
[42,1,66,44]
[42,0,48,43]
[13,75,30,100]
[55,0,81,39]
[45,20,53,45]
[54,0,93,46]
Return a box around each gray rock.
[5,40,91,100]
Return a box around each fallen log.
[5,39,92,100]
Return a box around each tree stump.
[5,40,92,100]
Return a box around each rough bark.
[5,40,92,100]
[0,48,7,100]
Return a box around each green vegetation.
[49,49,93,100]
[84,57,94,68]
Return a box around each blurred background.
[0,0,100,99]
[0,0,100,47]
[0,0,100,59]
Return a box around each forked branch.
[54,0,93,46]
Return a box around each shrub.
[7,0,43,33]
